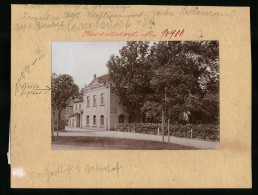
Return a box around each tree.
[106,41,154,122]
[107,41,219,124]
[51,73,79,139]
[147,41,219,124]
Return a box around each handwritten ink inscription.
[14,47,50,97]
[14,6,235,33]
[15,6,143,32]
[179,6,235,17]
[81,29,184,39]
[30,161,122,183]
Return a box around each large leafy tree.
[147,41,219,123]
[107,41,154,122]
[51,73,79,139]
[107,41,219,124]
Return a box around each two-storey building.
[67,74,132,131]
[81,74,130,130]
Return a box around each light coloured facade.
[67,74,131,131]
[73,74,131,131]
[68,98,84,128]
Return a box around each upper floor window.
[87,96,90,107]
[100,93,104,105]
[75,105,77,112]
[93,95,96,106]
[79,104,81,111]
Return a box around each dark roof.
[74,97,83,103]
[67,102,74,107]
[68,112,80,118]
[85,74,110,88]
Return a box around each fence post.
[158,127,160,135]
[191,128,192,139]
[115,124,117,131]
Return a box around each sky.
[52,42,127,88]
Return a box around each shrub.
[115,123,219,141]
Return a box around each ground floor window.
[119,115,124,123]
[100,115,104,125]
[93,115,96,125]
[129,115,134,123]
[86,115,89,125]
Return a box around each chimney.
[93,74,96,80]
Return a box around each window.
[75,105,77,112]
[100,115,104,126]
[129,115,133,123]
[119,115,124,123]
[93,95,96,106]
[86,115,89,125]
[93,115,96,125]
[100,93,104,105]
[87,96,90,107]
[79,104,81,111]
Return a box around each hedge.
[115,123,219,141]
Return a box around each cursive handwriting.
[30,161,121,183]
[151,8,174,20]
[84,161,121,177]
[14,6,236,33]
[82,30,138,39]
[14,46,48,97]
[179,6,235,17]
[82,29,184,39]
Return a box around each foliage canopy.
[107,41,219,124]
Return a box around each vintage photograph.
[51,41,219,150]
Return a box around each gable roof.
[67,102,74,107]
[85,74,110,88]
[74,97,83,103]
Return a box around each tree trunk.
[58,110,62,135]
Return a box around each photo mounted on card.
[11,5,251,188]
[51,41,219,150]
